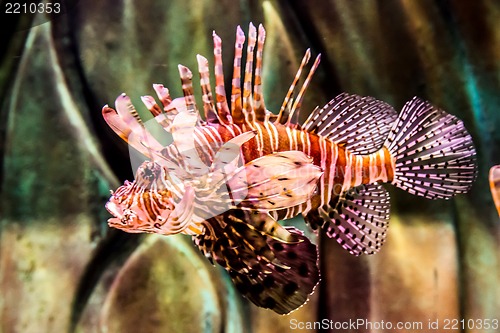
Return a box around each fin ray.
[305,183,390,256]
[385,97,477,199]
[303,93,398,155]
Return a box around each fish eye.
[144,168,154,178]
[154,223,162,229]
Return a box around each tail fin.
[385,97,477,199]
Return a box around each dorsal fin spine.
[277,49,311,124]
[230,26,245,123]
[212,32,232,125]
[286,54,321,127]
[242,23,257,125]
[253,24,267,121]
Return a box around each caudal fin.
[384,97,477,199]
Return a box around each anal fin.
[305,183,390,255]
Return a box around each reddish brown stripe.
[382,147,394,182]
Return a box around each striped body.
[193,122,394,219]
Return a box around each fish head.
[105,161,191,235]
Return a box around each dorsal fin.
[286,54,321,128]
[177,65,205,127]
[303,93,398,155]
[253,24,267,121]
[276,50,310,125]
[230,26,245,123]
[196,54,219,124]
[212,32,233,125]
[242,23,257,124]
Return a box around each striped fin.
[114,93,145,132]
[253,24,267,121]
[277,49,311,125]
[140,94,175,132]
[153,83,172,109]
[228,151,322,210]
[245,210,300,243]
[196,54,219,123]
[213,31,232,125]
[194,211,319,314]
[242,22,257,124]
[230,26,245,123]
[140,95,162,117]
[490,165,500,217]
[148,84,179,131]
[385,97,477,199]
[102,95,164,157]
[178,64,204,125]
[305,184,390,256]
[286,54,321,128]
[103,96,190,174]
[303,93,398,155]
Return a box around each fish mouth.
[105,198,146,233]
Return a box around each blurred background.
[1,0,499,332]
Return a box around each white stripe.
[306,131,311,157]
[195,128,215,159]
[254,123,264,156]
[319,137,328,207]
[292,128,299,150]
[270,122,279,151]
[220,123,236,137]
[204,126,222,146]
[285,127,293,150]
[369,153,377,183]
[378,150,388,182]
[342,151,352,191]
[263,121,276,152]
[327,142,338,202]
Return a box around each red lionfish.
[102,23,477,314]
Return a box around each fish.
[490,165,500,217]
[102,23,477,314]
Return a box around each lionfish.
[102,23,477,314]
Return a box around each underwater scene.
[1,0,499,332]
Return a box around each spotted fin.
[303,93,398,155]
[227,151,323,210]
[194,210,319,314]
[305,183,390,256]
[385,97,477,199]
